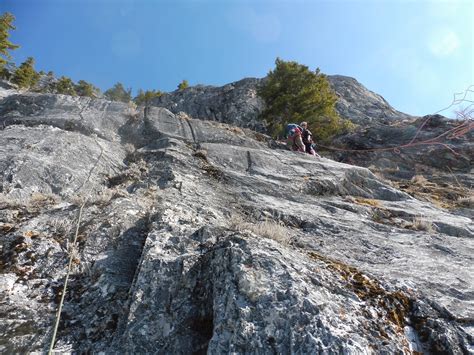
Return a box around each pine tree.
[11,57,40,89]
[133,89,162,106]
[0,63,13,80]
[104,82,132,102]
[177,79,189,90]
[75,80,99,97]
[258,58,352,141]
[0,12,19,69]
[54,76,77,96]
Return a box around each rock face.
[327,75,414,123]
[1,87,472,353]
[151,75,414,132]
[152,78,266,132]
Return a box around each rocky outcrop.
[1,90,472,353]
[151,78,266,132]
[327,75,414,123]
[150,75,415,132]
[328,114,473,220]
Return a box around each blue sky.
[1,0,473,116]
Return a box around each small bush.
[177,79,189,90]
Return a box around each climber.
[300,121,320,157]
[285,123,305,152]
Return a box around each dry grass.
[49,218,74,237]
[407,216,437,234]
[70,194,86,207]
[0,192,59,210]
[29,192,59,208]
[69,187,120,207]
[353,197,382,208]
[228,214,289,244]
[126,101,140,121]
[193,149,208,161]
[393,176,469,210]
[0,194,23,209]
[411,175,428,185]
[455,195,474,208]
[93,188,115,206]
[124,143,136,155]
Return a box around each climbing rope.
[316,85,474,156]
[48,201,86,355]
[48,138,104,354]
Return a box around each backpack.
[285,123,302,139]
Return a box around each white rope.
[48,138,104,354]
[48,201,85,355]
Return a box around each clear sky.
[1,0,473,117]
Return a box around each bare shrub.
[456,195,474,208]
[70,194,86,207]
[250,220,289,243]
[93,188,115,206]
[228,214,289,244]
[411,175,428,185]
[124,143,135,155]
[228,213,246,232]
[0,194,23,209]
[126,101,140,121]
[28,192,59,209]
[193,149,208,161]
[410,217,437,234]
[49,218,74,237]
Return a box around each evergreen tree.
[177,79,189,90]
[75,79,100,97]
[0,62,14,80]
[54,76,77,96]
[133,89,162,106]
[0,12,19,69]
[258,58,352,141]
[11,57,39,89]
[104,82,132,102]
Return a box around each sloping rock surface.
[0,91,473,354]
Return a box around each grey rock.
[151,78,266,132]
[0,91,472,354]
[150,75,415,132]
[327,75,414,124]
